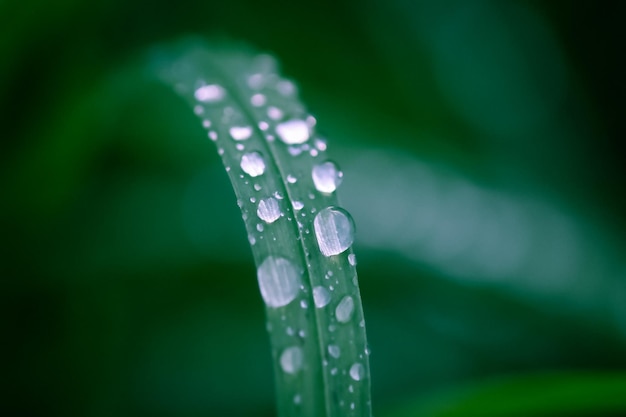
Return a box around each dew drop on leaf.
[230,126,253,141]
[312,286,331,308]
[257,256,301,308]
[293,201,304,211]
[349,362,365,381]
[194,84,226,102]
[312,161,343,193]
[240,152,266,177]
[257,197,281,223]
[328,344,341,358]
[276,119,310,144]
[335,295,355,323]
[348,253,357,266]
[280,346,304,374]
[313,207,355,256]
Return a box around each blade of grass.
[149,38,372,417]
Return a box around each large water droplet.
[257,256,301,308]
[280,346,304,374]
[349,362,365,381]
[240,152,266,177]
[313,207,355,256]
[257,197,281,223]
[313,286,331,308]
[230,126,253,141]
[312,161,343,193]
[276,120,310,144]
[328,344,341,358]
[335,295,354,323]
[194,84,225,102]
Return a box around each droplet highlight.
[257,197,281,223]
[276,119,310,144]
[257,256,301,308]
[194,84,225,102]
[328,344,341,358]
[349,362,365,381]
[313,286,331,308]
[312,161,343,193]
[280,346,304,374]
[313,207,355,256]
[230,126,253,141]
[335,295,355,323]
[240,152,266,177]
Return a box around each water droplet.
[202,119,211,128]
[240,152,266,177]
[251,93,266,107]
[248,73,264,89]
[298,329,305,338]
[280,346,304,374]
[253,183,262,191]
[267,106,284,120]
[300,300,308,309]
[273,191,284,200]
[248,235,256,245]
[256,223,264,232]
[328,344,341,358]
[349,363,365,381]
[313,286,331,308]
[194,84,225,102]
[208,131,218,141]
[294,394,302,405]
[335,296,354,323]
[194,105,204,115]
[350,402,355,410]
[276,120,310,144]
[287,174,297,184]
[236,143,245,151]
[257,197,281,223]
[257,256,301,307]
[293,201,304,211]
[313,207,355,256]
[277,80,296,96]
[312,161,343,193]
[348,253,357,266]
[230,126,253,141]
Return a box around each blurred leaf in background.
[2,0,625,416]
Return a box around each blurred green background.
[2,0,626,416]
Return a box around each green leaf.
[150,38,372,417]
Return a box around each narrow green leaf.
[150,39,372,417]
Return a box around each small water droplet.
[293,201,304,211]
[348,384,354,393]
[312,161,343,193]
[267,106,284,120]
[286,326,295,336]
[256,223,264,232]
[202,119,211,128]
[313,286,331,308]
[254,183,262,191]
[294,394,302,405]
[276,120,310,144]
[335,296,354,323]
[248,235,256,245]
[277,80,296,96]
[251,93,266,107]
[310,149,319,157]
[350,402,355,410]
[273,191,284,200]
[300,300,308,309]
[195,84,225,102]
[236,143,245,151]
[313,207,355,256]
[240,152,266,177]
[194,105,204,115]
[328,344,341,358]
[257,256,301,308]
[259,121,269,131]
[280,346,304,374]
[349,363,365,381]
[298,329,306,338]
[257,197,281,223]
[230,126,253,141]
[348,253,357,266]
[208,131,218,141]
[287,174,297,183]
[248,73,264,89]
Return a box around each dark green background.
[2,1,626,416]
